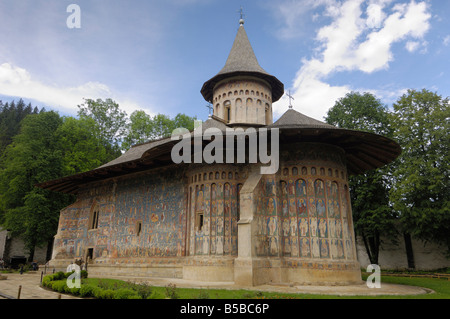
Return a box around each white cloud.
[273,0,431,120]
[0,62,153,117]
[0,63,111,113]
[405,41,419,52]
[444,35,450,46]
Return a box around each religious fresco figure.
[290,217,297,235]
[316,199,326,217]
[315,180,324,197]
[327,199,334,217]
[282,218,290,236]
[288,180,295,195]
[267,216,277,236]
[224,183,230,197]
[267,198,275,215]
[318,218,327,238]
[310,217,318,237]
[299,218,308,237]
[328,218,336,238]
[289,198,296,215]
[282,199,288,216]
[211,184,217,200]
[333,200,340,218]
[320,239,329,258]
[295,179,307,196]
[311,238,320,258]
[308,198,316,216]
[297,198,307,217]
[300,238,310,257]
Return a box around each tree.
[56,116,111,175]
[0,111,72,261]
[389,89,450,256]
[326,92,398,264]
[0,99,40,157]
[77,98,127,159]
[123,111,197,150]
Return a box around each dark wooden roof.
[36,110,401,194]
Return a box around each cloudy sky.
[0,0,448,121]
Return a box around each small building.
[37,19,400,285]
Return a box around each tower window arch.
[224,100,231,122]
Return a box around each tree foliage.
[77,98,127,160]
[122,111,197,149]
[0,99,41,156]
[0,111,72,260]
[389,89,450,255]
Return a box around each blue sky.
[0,0,448,122]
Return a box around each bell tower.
[201,18,284,126]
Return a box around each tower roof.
[201,24,284,103]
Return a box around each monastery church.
[38,18,401,286]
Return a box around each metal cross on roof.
[238,6,245,25]
[286,90,295,109]
[206,103,213,116]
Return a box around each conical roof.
[201,24,284,103]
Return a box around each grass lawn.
[66,275,449,299]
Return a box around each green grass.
[43,273,450,299]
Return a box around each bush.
[134,282,153,299]
[80,284,96,298]
[42,275,53,287]
[51,280,67,293]
[69,287,81,296]
[114,288,140,299]
[99,289,116,299]
[165,283,179,299]
[53,271,66,281]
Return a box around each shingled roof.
[201,23,284,103]
[270,108,336,129]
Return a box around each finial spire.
[287,90,295,109]
[238,6,245,26]
[206,103,213,117]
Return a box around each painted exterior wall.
[52,168,187,262]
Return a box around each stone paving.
[0,271,80,299]
[0,270,431,299]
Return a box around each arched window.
[224,100,231,123]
